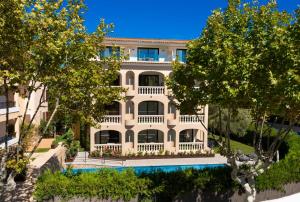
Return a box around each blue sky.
[84,0,300,40]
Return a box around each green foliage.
[256,134,300,191]
[34,148,50,153]
[34,169,159,202]
[53,129,81,159]
[34,133,300,201]
[141,167,239,201]
[6,156,29,174]
[209,106,252,136]
[168,0,300,146]
[39,120,55,138]
[209,134,254,154]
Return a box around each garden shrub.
[34,168,160,202]
[140,166,239,201]
[256,134,300,191]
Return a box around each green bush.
[141,167,239,201]
[34,169,159,202]
[256,134,300,191]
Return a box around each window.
[176,49,187,63]
[137,48,159,61]
[100,46,120,58]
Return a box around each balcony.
[138,72,164,95]
[138,143,164,152]
[94,130,122,152]
[138,86,165,95]
[179,115,204,123]
[179,142,204,151]
[94,144,122,152]
[138,115,164,124]
[101,115,121,124]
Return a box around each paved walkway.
[67,152,227,168]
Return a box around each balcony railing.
[138,115,164,124]
[0,102,16,109]
[138,143,164,152]
[94,144,122,152]
[138,86,165,95]
[101,115,121,124]
[179,115,204,123]
[179,142,204,151]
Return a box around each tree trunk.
[0,152,8,192]
[4,77,9,151]
[5,171,16,192]
[28,98,60,158]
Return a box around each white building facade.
[90,38,208,155]
[0,86,48,148]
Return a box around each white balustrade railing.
[179,115,204,123]
[179,142,204,151]
[138,143,164,152]
[138,115,164,124]
[95,144,122,152]
[101,115,121,124]
[138,86,165,95]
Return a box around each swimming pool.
[68,164,225,174]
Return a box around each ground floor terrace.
[90,127,208,155]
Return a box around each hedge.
[34,134,300,201]
[34,168,160,202]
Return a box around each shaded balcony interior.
[0,120,17,144]
[138,101,164,115]
[94,130,121,144]
[139,72,164,86]
[111,74,121,86]
[104,101,120,115]
[179,129,197,142]
[138,72,165,95]
[138,129,163,143]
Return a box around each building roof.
[104,37,189,45]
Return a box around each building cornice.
[104,37,189,46]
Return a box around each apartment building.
[0,86,48,148]
[90,38,208,155]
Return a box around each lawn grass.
[209,135,254,154]
[35,148,50,153]
[229,139,254,154]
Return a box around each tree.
[168,1,300,201]
[0,0,123,194]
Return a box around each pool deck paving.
[67,152,227,168]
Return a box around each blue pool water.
[68,164,225,174]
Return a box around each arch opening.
[95,130,121,144]
[138,101,164,115]
[138,129,163,143]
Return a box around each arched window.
[125,130,134,143]
[167,129,176,142]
